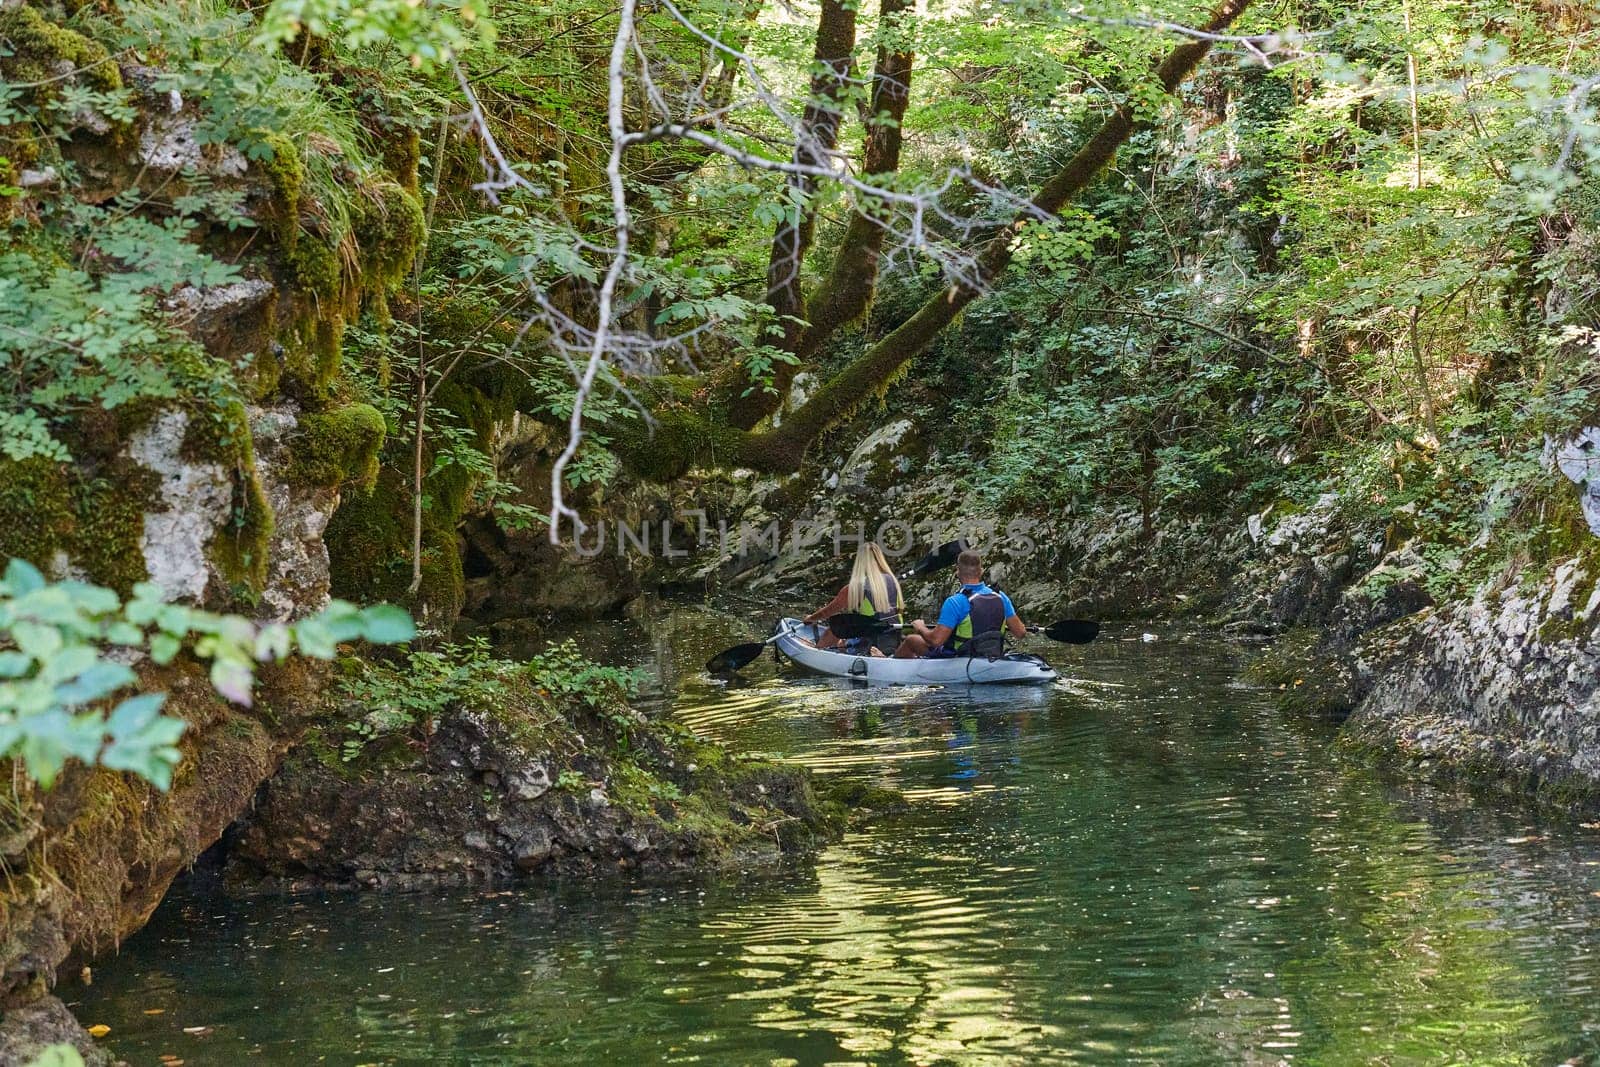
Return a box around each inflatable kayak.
[772,619,1058,686]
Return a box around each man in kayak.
[896,549,1027,658]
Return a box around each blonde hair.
[847,542,897,615]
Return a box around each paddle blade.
[1042,619,1099,644]
[821,612,879,639]
[706,642,766,673]
[900,538,968,580]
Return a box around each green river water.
[71,603,1600,1065]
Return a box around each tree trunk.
[762,0,859,357]
[615,0,1257,479]
[758,0,1256,455]
[725,0,915,428]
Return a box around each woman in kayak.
[802,541,905,655]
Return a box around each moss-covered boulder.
[220,670,874,890]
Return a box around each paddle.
[824,612,1100,645]
[1030,619,1100,644]
[898,538,968,581]
[705,623,796,674]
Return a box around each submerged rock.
[0,995,110,1066]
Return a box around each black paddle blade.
[1042,619,1099,644]
[706,642,766,673]
[900,538,969,580]
[821,612,881,639]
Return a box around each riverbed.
[71,603,1600,1064]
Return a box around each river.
[71,601,1600,1064]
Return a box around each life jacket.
[855,575,904,626]
[952,586,1007,657]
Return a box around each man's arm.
[920,594,964,650]
[1002,592,1026,638]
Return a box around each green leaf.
[53,659,136,706]
[14,708,102,788]
[40,643,98,685]
[101,694,185,791]
[209,658,254,706]
[21,1043,85,1067]
[294,618,337,659]
[149,632,182,665]
[2,558,45,595]
[104,691,166,735]
[105,621,144,646]
[254,623,292,662]
[11,621,62,660]
[359,604,416,644]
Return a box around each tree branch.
[735,0,1259,463]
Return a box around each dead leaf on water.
[86,1024,110,1038]
[144,1008,166,1015]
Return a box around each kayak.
[772,618,1059,686]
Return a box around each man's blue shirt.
[936,582,1017,630]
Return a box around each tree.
[602,0,1258,486]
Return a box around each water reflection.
[71,598,1600,1064]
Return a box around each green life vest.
[855,576,904,625]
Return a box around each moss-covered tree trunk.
[616,0,1257,478]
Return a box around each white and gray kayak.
[772,619,1059,686]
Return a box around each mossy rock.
[182,402,275,598]
[325,472,464,620]
[0,456,156,594]
[258,131,305,247]
[351,179,424,291]
[0,4,122,95]
[291,403,386,490]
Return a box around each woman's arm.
[803,585,851,624]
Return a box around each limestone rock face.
[0,26,394,1052]
[137,110,249,177]
[126,410,233,603]
[101,404,343,617]
[1553,427,1600,536]
[252,407,339,622]
[1348,559,1600,792]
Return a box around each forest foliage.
[1,0,1598,786]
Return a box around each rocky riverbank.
[220,653,887,892]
